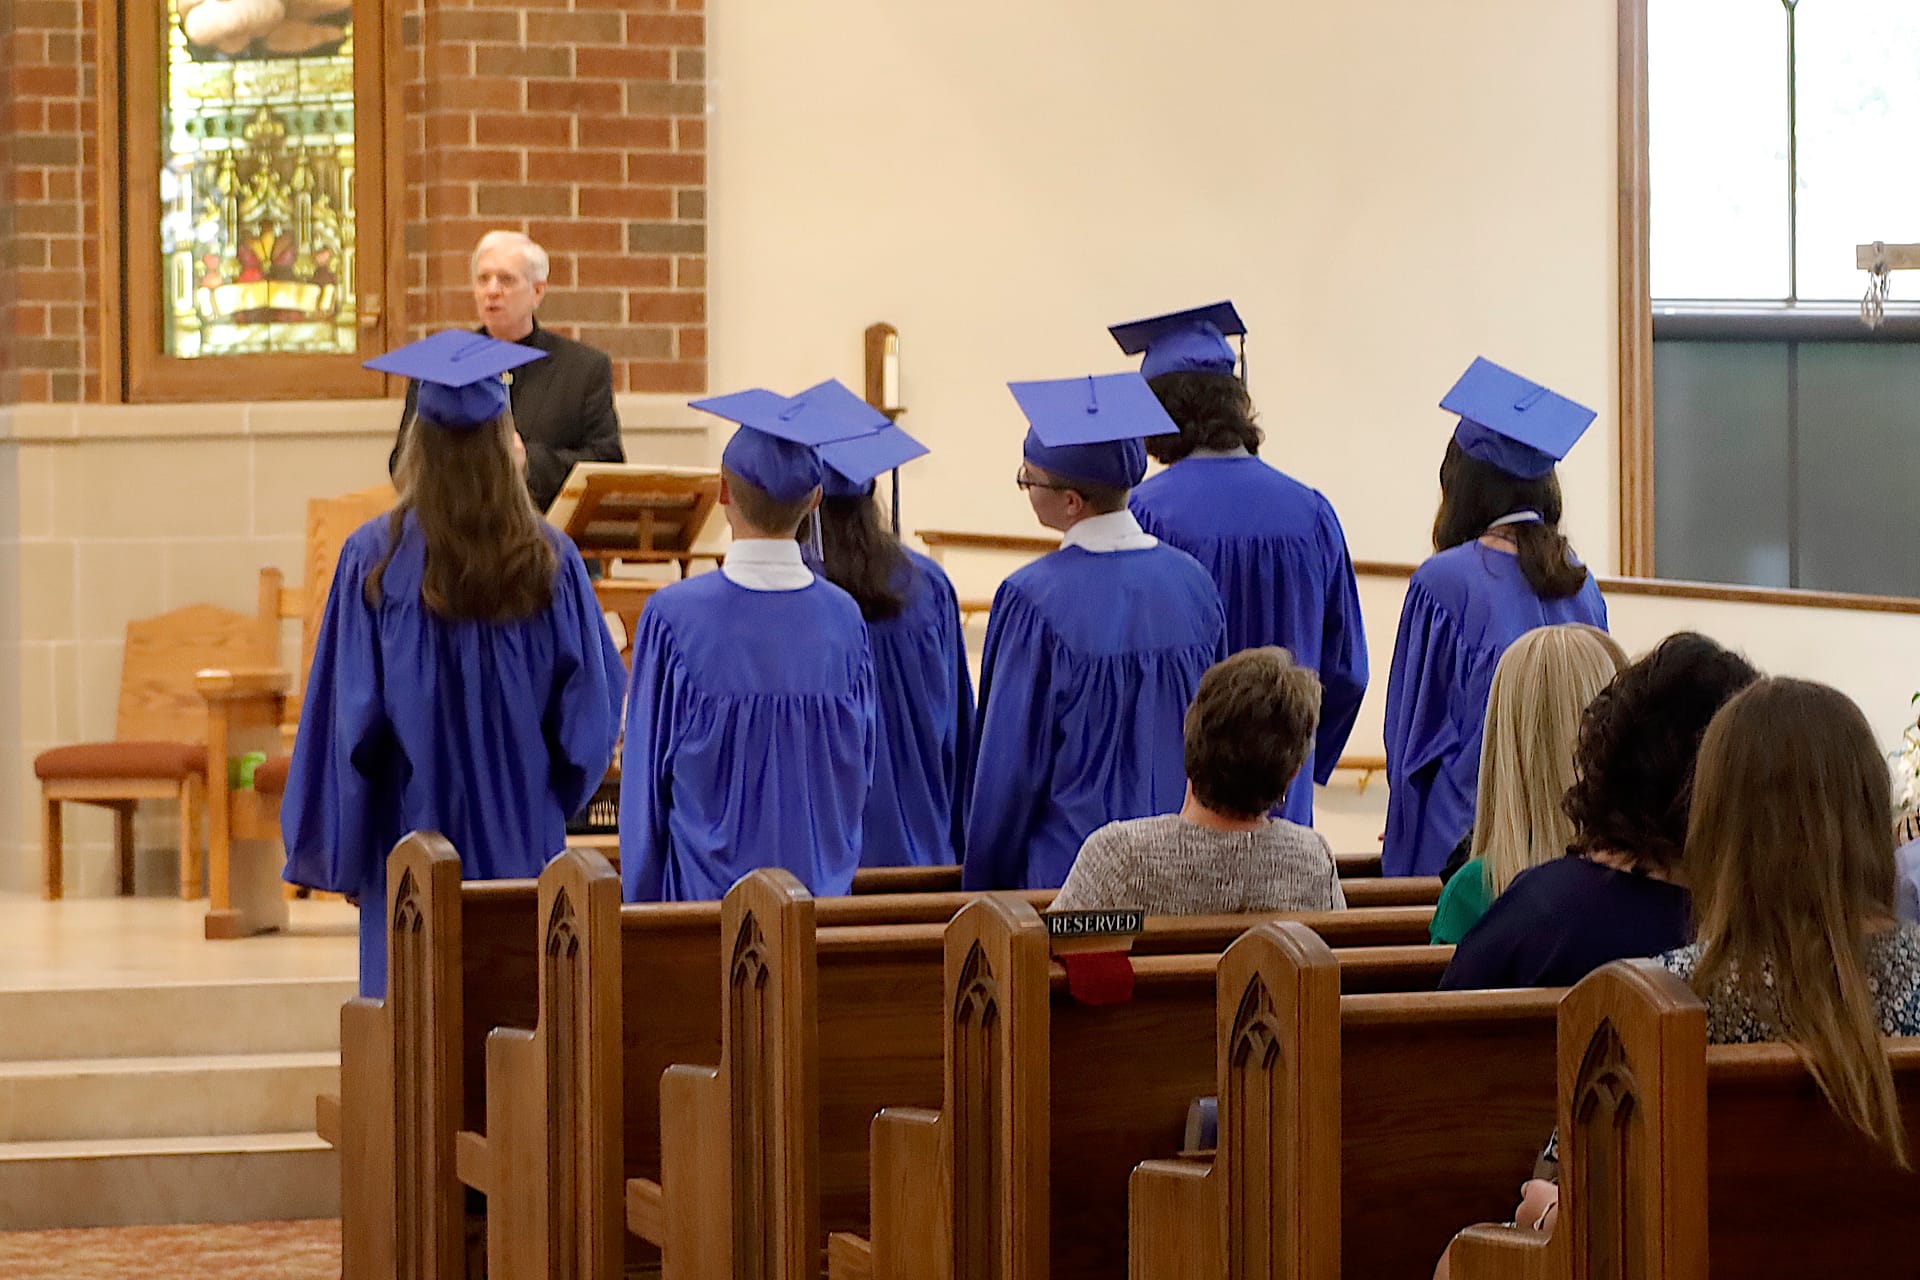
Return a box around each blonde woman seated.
[1428,624,1626,944]
[1051,647,1344,914]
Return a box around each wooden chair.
[34,579,280,900]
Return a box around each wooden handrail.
[922,528,1920,619]
[916,528,1060,555]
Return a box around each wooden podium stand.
[196,669,293,939]
[546,462,724,649]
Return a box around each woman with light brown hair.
[281,334,627,998]
[1429,624,1627,944]
[1665,676,1920,1163]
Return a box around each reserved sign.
[1044,909,1146,938]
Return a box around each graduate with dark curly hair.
[1114,303,1368,828]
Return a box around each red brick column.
[7,0,100,403]
[402,0,708,394]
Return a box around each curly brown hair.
[1144,370,1265,465]
[1561,631,1759,873]
[1183,647,1322,820]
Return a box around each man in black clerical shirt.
[388,230,624,511]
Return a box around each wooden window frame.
[1616,0,1655,576]
[97,0,404,403]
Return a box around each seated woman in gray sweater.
[1051,646,1345,914]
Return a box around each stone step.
[0,1132,338,1229]
[0,979,352,1062]
[0,1052,339,1143]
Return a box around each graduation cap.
[1441,357,1596,481]
[1109,301,1247,381]
[692,380,885,503]
[818,423,929,500]
[366,329,548,430]
[1011,372,1173,491]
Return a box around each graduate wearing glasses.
[964,373,1227,891]
[1382,358,1610,878]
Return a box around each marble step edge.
[0,1053,340,1143]
[0,1130,332,1161]
[0,1133,339,1229]
[0,1050,338,1079]
[0,979,354,1061]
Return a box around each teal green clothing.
[1430,857,1496,944]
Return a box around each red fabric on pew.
[1060,950,1135,1005]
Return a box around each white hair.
[472,230,549,285]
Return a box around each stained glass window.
[161,1,359,358]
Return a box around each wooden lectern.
[546,462,724,650]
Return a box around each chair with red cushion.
[36,586,278,900]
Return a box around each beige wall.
[707,0,1620,570]
[3,398,713,895]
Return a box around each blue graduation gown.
[280,514,627,997]
[620,573,877,902]
[860,550,975,867]
[1131,456,1368,825]
[1381,544,1608,877]
[963,544,1227,891]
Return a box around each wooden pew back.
[625,886,1440,1280]
[1127,922,1562,1280]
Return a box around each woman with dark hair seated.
[1439,631,1759,990]
[810,424,974,867]
[1383,359,1611,877]
[1051,647,1344,915]
[1114,303,1368,828]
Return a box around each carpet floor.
[0,1219,339,1278]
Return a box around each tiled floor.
[0,893,356,990]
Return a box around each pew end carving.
[482,849,624,1280]
[644,868,820,1280]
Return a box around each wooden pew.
[1124,921,1563,1279]
[482,865,1442,1280]
[811,897,1455,1280]
[326,838,1431,1280]
[633,877,1447,1280]
[324,834,541,1280]
[1444,958,1920,1280]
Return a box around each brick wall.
[1,0,709,403]
[6,0,100,404]
[403,0,708,393]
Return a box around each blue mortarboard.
[367,330,548,430]
[819,423,929,499]
[693,380,884,503]
[1440,357,1597,480]
[1011,373,1173,491]
[1109,301,1247,381]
